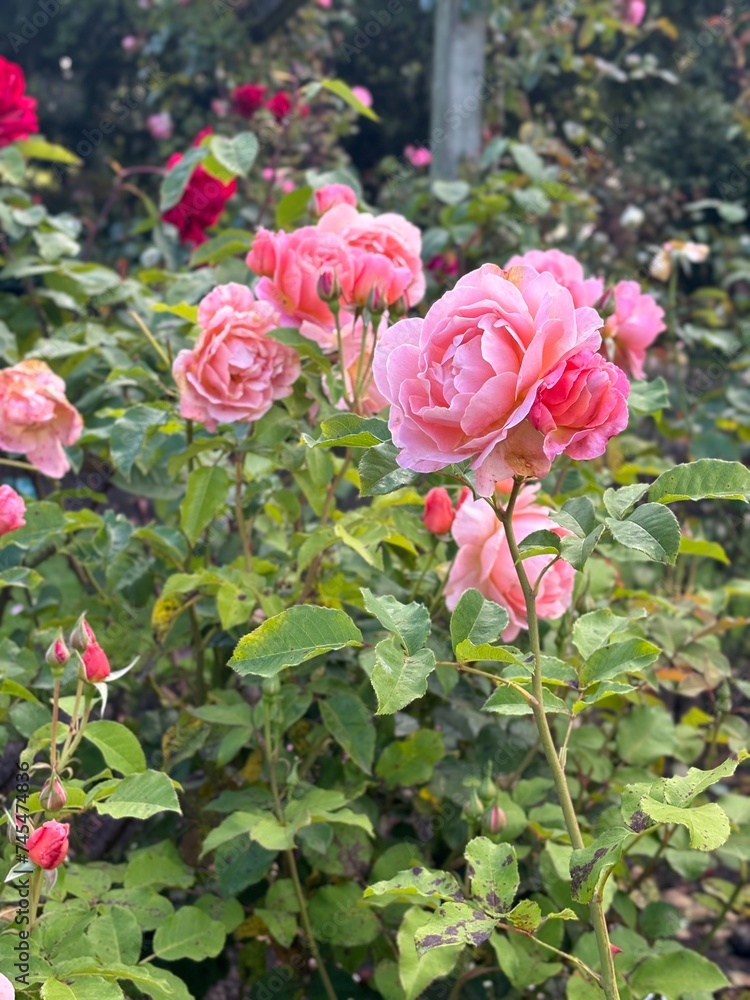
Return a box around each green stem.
[264,706,338,1000]
[699,861,746,953]
[0,457,37,472]
[501,478,620,1000]
[28,867,44,932]
[409,536,439,602]
[50,680,61,775]
[189,607,206,703]
[59,677,85,765]
[235,453,252,573]
[506,925,601,985]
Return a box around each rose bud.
[45,634,70,675]
[465,789,484,822]
[27,820,69,870]
[70,613,96,651]
[40,778,67,812]
[422,487,455,535]
[482,803,506,836]
[366,284,386,315]
[82,642,111,683]
[317,270,341,304]
[480,772,497,803]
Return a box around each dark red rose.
[231,84,268,119]
[0,56,39,149]
[162,128,237,246]
[265,92,292,122]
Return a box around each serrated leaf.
[506,899,542,931]
[450,589,510,650]
[629,377,670,415]
[649,459,750,504]
[180,465,230,546]
[362,589,431,655]
[365,867,465,903]
[633,798,731,851]
[371,639,436,715]
[415,902,496,954]
[160,146,207,212]
[629,947,729,998]
[465,838,518,916]
[606,503,681,564]
[603,484,650,519]
[580,637,661,688]
[551,497,597,537]
[153,906,225,962]
[359,443,420,496]
[305,414,390,449]
[229,606,362,677]
[320,691,375,774]
[569,828,628,902]
[398,907,461,1000]
[83,721,147,776]
[208,132,258,177]
[94,770,181,821]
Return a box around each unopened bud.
[262,675,281,698]
[82,642,111,684]
[40,778,67,812]
[46,634,70,675]
[366,284,385,315]
[70,613,96,651]
[389,295,408,319]
[482,803,506,836]
[465,789,484,822]
[480,770,496,803]
[317,270,341,304]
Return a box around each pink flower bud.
[70,614,96,651]
[422,487,455,535]
[27,820,69,870]
[83,642,111,684]
[40,778,67,812]
[366,285,386,315]
[45,635,70,673]
[0,486,26,536]
[147,112,173,141]
[317,270,341,303]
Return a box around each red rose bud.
[70,614,96,651]
[422,487,455,535]
[27,820,69,870]
[231,83,267,119]
[40,778,67,812]
[45,634,70,675]
[83,642,111,683]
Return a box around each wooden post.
[430,0,488,180]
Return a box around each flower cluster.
[230,84,310,122]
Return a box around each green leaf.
[616,705,676,765]
[678,537,730,563]
[653,753,748,807]
[365,867,465,903]
[649,459,750,504]
[517,529,561,560]
[153,906,226,962]
[629,947,729,998]
[551,497,597,537]
[42,982,77,1000]
[572,608,638,659]
[87,907,142,966]
[151,302,199,322]
[450,589,509,650]
[229,606,362,678]
[569,828,628,902]
[359,443,420,496]
[320,691,376,774]
[634,798,731,852]
[628,376,671,415]
[397,907,462,1000]
[606,503,681,564]
[362,589,431,655]
[455,640,523,666]
[320,78,380,120]
[0,145,25,184]
[276,185,314,229]
[483,685,568,715]
[559,526,604,571]
[208,132,259,177]
[83,721,147,776]
[603,484,650,520]
[510,142,547,181]
[506,899,542,931]
[189,230,254,266]
[305,414,390,449]
[94,770,181,820]
[465,837,519,916]
[67,964,191,1000]
[180,465,230,546]
[307,882,380,945]
[414,902,496,954]
[432,180,471,205]
[376,730,444,788]
[580,637,661,688]
[160,146,208,212]
[255,908,297,948]
[371,639,436,715]
[110,405,168,478]
[18,137,81,164]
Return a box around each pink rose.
[351,86,373,108]
[422,487,455,534]
[625,0,646,25]
[318,203,425,309]
[27,820,69,870]
[0,486,26,536]
[172,283,300,431]
[404,145,431,168]
[603,280,666,379]
[0,360,83,478]
[504,249,604,309]
[372,264,604,494]
[83,642,111,683]
[445,485,575,641]
[147,112,173,140]
[313,183,358,217]
[247,227,353,329]
[0,973,14,1000]
[348,251,412,309]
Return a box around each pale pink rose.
[504,249,604,309]
[404,145,431,168]
[172,283,300,431]
[351,86,373,108]
[0,485,26,536]
[318,203,425,309]
[531,349,630,463]
[625,0,646,25]
[372,263,603,495]
[313,183,358,217]
[0,972,15,1000]
[147,112,173,141]
[445,485,575,641]
[348,250,412,309]
[247,227,353,329]
[0,360,83,478]
[604,280,666,379]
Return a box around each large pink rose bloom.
[445,485,575,641]
[603,280,666,379]
[318,203,425,309]
[0,485,26,536]
[247,227,353,329]
[313,183,358,217]
[505,249,604,309]
[373,263,604,494]
[0,361,83,478]
[172,283,300,432]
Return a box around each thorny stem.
[500,477,621,1000]
[128,310,173,371]
[235,453,252,573]
[50,680,61,774]
[59,677,85,765]
[264,706,339,1000]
